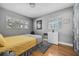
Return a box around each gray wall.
[0,7,33,36]
[33,7,74,44]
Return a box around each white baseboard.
[58,42,73,47]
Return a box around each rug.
[38,41,52,53]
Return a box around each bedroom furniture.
[26,34,43,44]
[43,33,48,41]
[0,35,37,56]
[48,31,58,45]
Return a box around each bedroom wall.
[33,7,74,45]
[0,7,33,36]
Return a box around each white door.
[48,32,58,45]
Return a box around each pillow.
[0,34,6,47]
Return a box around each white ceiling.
[0,3,74,18]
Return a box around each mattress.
[0,35,37,56]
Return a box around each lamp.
[29,3,36,8]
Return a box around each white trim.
[58,42,73,47]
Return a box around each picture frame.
[6,16,28,29]
[36,20,42,29]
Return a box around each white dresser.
[48,31,58,45]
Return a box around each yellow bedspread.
[0,35,36,56]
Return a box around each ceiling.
[0,3,74,18]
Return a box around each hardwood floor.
[32,44,77,56]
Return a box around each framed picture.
[36,20,42,29]
[6,16,29,29]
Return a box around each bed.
[0,35,37,56]
[26,34,43,44]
